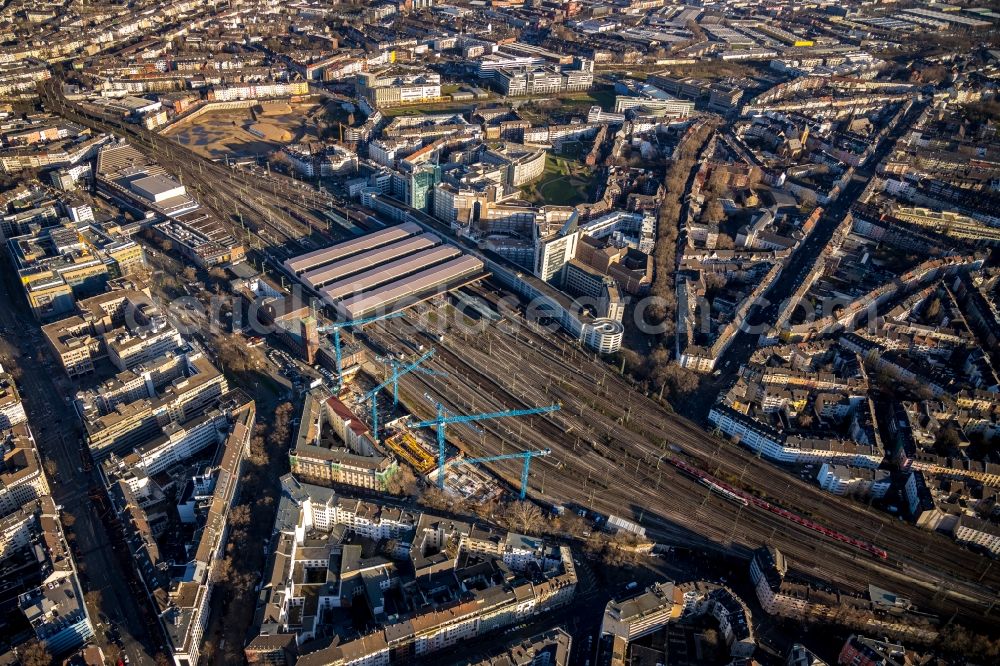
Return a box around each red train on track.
[668,457,889,560]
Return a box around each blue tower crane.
[409,403,561,491]
[359,349,441,441]
[316,312,405,378]
[449,449,551,500]
[386,358,448,409]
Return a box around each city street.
[707,99,930,394]
[0,263,160,666]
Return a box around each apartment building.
[42,286,171,378]
[482,143,547,187]
[0,425,49,516]
[892,205,1000,244]
[207,81,309,102]
[7,219,144,320]
[106,405,232,478]
[0,132,109,175]
[950,516,1000,558]
[106,318,184,371]
[19,573,94,656]
[601,582,682,644]
[816,463,890,499]
[750,546,796,616]
[108,399,253,666]
[613,94,695,118]
[598,579,755,666]
[838,635,906,666]
[9,227,110,320]
[708,403,883,467]
[280,143,358,178]
[748,546,854,621]
[357,71,441,108]
[0,366,27,429]
[492,64,593,97]
[43,313,104,377]
[13,496,94,656]
[466,628,571,666]
[0,498,40,558]
[0,58,51,97]
[289,390,399,492]
[251,476,577,665]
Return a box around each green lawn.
[520,155,602,206]
[559,86,617,111]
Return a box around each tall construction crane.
[385,357,448,410]
[409,403,561,490]
[359,349,442,441]
[316,312,405,378]
[449,449,551,500]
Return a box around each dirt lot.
[163,101,323,159]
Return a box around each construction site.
[162,99,325,160]
[296,344,530,505]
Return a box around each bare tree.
[705,169,728,195]
[419,486,453,511]
[714,233,735,250]
[18,640,52,666]
[654,363,699,398]
[217,340,251,374]
[269,402,295,447]
[700,627,721,660]
[505,501,545,535]
[43,459,59,478]
[210,556,233,584]
[701,199,725,224]
[380,539,400,559]
[924,296,942,321]
[703,273,727,292]
[554,511,589,537]
[201,640,217,664]
[385,466,419,497]
[798,189,817,211]
[84,590,102,612]
[229,505,251,529]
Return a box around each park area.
[520,155,602,206]
[162,100,324,159]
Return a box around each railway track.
[38,81,336,255]
[35,81,997,625]
[359,307,1000,626]
[496,318,1000,599]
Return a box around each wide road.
[0,264,160,665]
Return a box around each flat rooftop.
[283,224,485,320]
